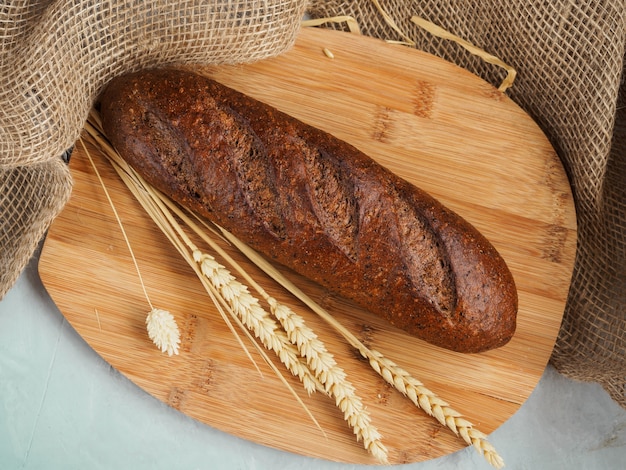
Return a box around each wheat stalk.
[86,121,328,429]
[154,197,388,461]
[150,192,389,460]
[193,249,320,395]
[219,226,505,469]
[83,114,387,463]
[79,136,181,356]
[368,349,504,468]
[194,249,386,461]
[85,107,502,466]
[87,109,504,467]
[269,299,387,461]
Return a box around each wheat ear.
[368,349,504,468]
[156,185,388,463]
[85,109,498,465]
[219,226,504,469]
[192,249,320,395]
[144,180,388,462]
[196,252,388,462]
[84,116,388,461]
[269,298,387,462]
[84,115,318,388]
[84,121,327,429]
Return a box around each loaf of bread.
[99,68,517,353]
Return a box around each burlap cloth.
[1,1,624,407]
[0,0,308,294]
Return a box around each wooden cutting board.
[39,27,577,465]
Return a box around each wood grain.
[38,27,576,465]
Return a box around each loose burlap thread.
[1,0,308,297]
[2,0,624,409]
[308,0,626,407]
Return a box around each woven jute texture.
[2,1,624,409]
[0,0,308,298]
[308,0,626,407]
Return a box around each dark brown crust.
[99,68,518,353]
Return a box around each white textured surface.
[1,252,625,470]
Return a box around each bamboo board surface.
[39,27,577,465]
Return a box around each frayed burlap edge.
[0,159,73,298]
